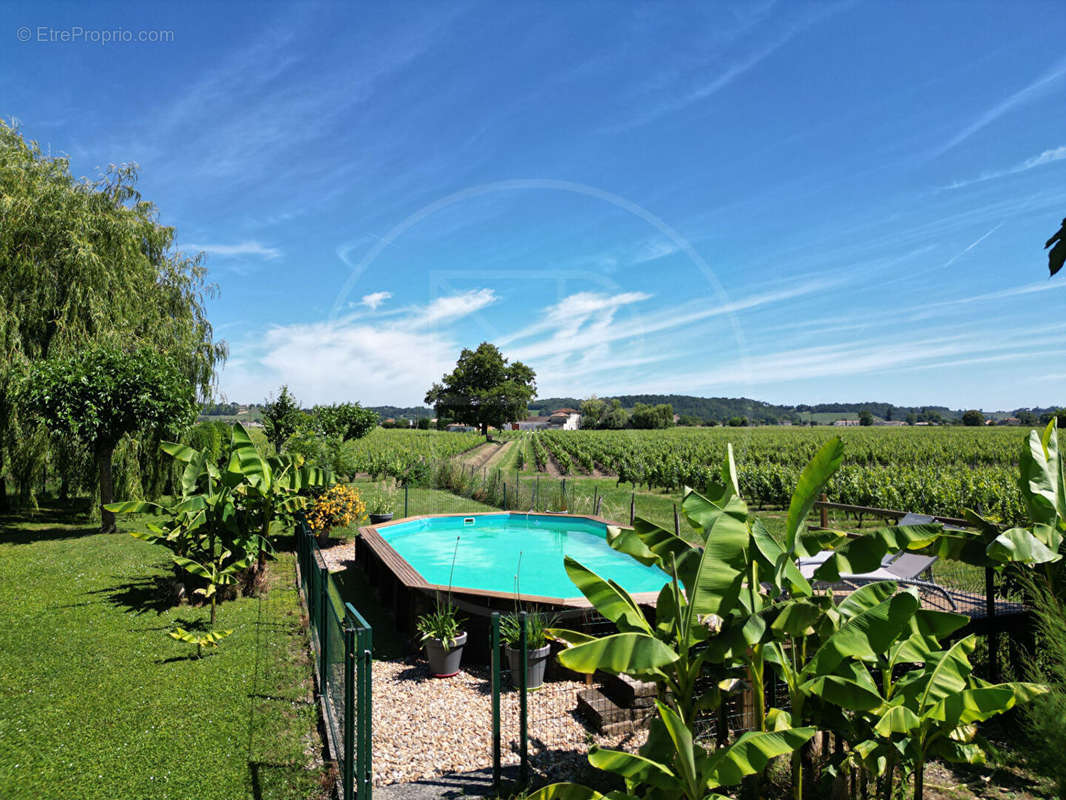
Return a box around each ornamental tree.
[20,345,196,532]
[424,342,536,440]
[312,402,378,440]
[262,385,304,452]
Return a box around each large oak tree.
[425,343,536,440]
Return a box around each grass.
[0,501,325,800]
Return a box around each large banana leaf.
[685,493,750,617]
[890,609,969,666]
[555,632,679,677]
[929,686,1017,726]
[587,747,678,790]
[1018,420,1065,528]
[986,526,1062,564]
[802,674,884,711]
[873,705,921,737]
[160,440,198,463]
[806,590,918,675]
[751,518,811,596]
[908,635,976,712]
[105,499,165,515]
[564,557,652,633]
[702,727,816,788]
[655,701,699,797]
[608,519,698,593]
[785,436,844,554]
[227,422,272,488]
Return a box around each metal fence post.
[630,492,635,525]
[344,623,355,800]
[986,565,999,682]
[519,611,528,786]
[491,612,501,789]
[319,568,329,686]
[404,484,408,519]
[360,627,373,800]
[503,483,508,510]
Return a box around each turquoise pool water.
[378,513,668,599]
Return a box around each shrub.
[305,484,365,535]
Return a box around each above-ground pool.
[360,512,668,604]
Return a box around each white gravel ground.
[371,658,647,786]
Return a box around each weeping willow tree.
[0,121,226,513]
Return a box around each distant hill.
[530,395,989,425]
[367,405,435,420]
[205,397,1062,426]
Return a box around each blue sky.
[4,2,1066,410]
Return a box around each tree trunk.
[97,446,116,533]
[481,422,491,441]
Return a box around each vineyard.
[337,426,1052,525]
[499,427,1050,524]
[340,428,483,478]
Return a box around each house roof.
[523,416,550,422]
[551,408,580,414]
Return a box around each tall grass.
[1021,572,1066,796]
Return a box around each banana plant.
[547,447,754,729]
[528,701,815,800]
[813,421,1065,583]
[168,626,233,659]
[174,552,252,624]
[868,635,1046,800]
[107,422,331,620]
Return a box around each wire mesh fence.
[296,520,373,800]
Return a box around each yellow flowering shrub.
[306,484,366,533]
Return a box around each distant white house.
[832,418,860,427]
[547,408,581,430]
[512,408,582,431]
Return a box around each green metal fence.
[490,611,528,791]
[297,520,373,799]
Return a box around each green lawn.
[0,503,325,800]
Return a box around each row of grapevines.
[342,429,483,479]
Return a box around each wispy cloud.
[604,4,844,132]
[944,144,1066,190]
[508,278,835,364]
[935,57,1066,157]
[360,291,392,311]
[406,289,497,329]
[220,288,498,405]
[184,240,281,259]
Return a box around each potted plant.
[416,602,467,677]
[306,484,366,547]
[367,488,395,525]
[500,611,556,689]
